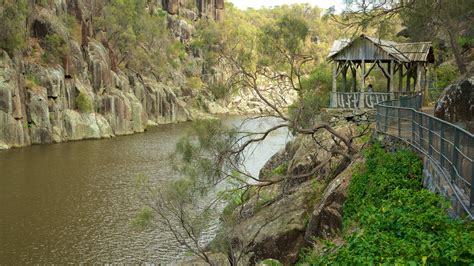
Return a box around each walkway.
[375,95,473,218]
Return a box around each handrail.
[375,94,474,219]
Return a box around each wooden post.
[398,63,403,94]
[416,64,422,92]
[359,59,366,108]
[342,65,347,92]
[351,65,357,92]
[389,60,394,100]
[406,64,411,92]
[423,65,430,105]
[331,62,337,108]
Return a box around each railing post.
[471,163,474,208]
[450,129,460,180]
[384,106,388,132]
[440,122,445,167]
[411,110,416,145]
[428,117,433,156]
[418,112,423,151]
[397,108,401,137]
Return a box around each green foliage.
[75,92,93,113]
[207,81,233,101]
[24,73,40,89]
[42,33,69,64]
[0,0,29,54]
[167,41,187,62]
[288,64,332,129]
[92,0,194,79]
[186,76,202,92]
[435,63,458,89]
[261,15,309,57]
[272,163,288,176]
[300,145,474,265]
[131,206,154,229]
[61,14,81,41]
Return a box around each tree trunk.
[446,27,466,74]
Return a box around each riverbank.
[186,119,473,264]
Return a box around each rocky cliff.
[0,1,212,149]
[162,0,225,21]
[214,120,365,264]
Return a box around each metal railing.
[375,94,474,218]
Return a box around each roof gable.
[328,35,434,63]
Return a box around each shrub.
[208,81,233,101]
[0,0,29,54]
[289,64,332,129]
[75,92,93,113]
[24,73,40,89]
[131,206,154,229]
[186,76,203,90]
[435,62,458,89]
[42,33,69,64]
[300,145,474,265]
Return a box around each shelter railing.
[376,94,474,218]
[331,91,420,109]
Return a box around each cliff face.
[162,0,224,21]
[0,1,218,149]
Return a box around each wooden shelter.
[328,35,435,109]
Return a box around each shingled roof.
[328,35,434,63]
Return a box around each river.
[0,116,290,264]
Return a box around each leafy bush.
[272,163,288,176]
[75,92,93,113]
[24,73,40,89]
[42,33,69,64]
[300,145,474,265]
[186,76,203,90]
[131,206,154,229]
[435,62,458,89]
[0,0,29,54]
[208,81,233,101]
[289,64,332,129]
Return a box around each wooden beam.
[361,59,365,91]
[416,64,422,92]
[331,62,337,107]
[351,65,357,92]
[389,60,394,94]
[364,61,377,78]
[342,65,348,92]
[376,60,390,79]
[398,63,403,92]
[359,59,366,108]
[406,63,411,92]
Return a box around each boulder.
[0,140,8,150]
[305,159,361,241]
[62,109,101,140]
[28,94,52,144]
[228,180,315,265]
[434,76,474,132]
